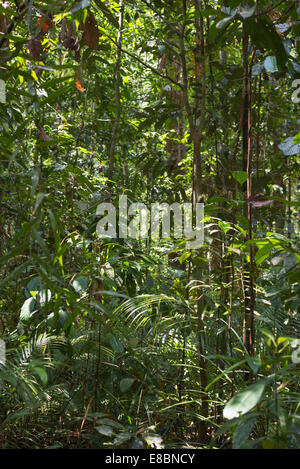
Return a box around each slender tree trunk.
[242,26,255,358]
[108,0,124,187]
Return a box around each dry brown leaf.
[248,193,272,207]
[82,10,99,50]
[276,381,289,391]
[28,37,43,61]
[60,20,80,61]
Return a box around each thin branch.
[139,0,181,37]
[99,27,183,89]
[108,0,124,185]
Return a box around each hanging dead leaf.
[75,67,85,92]
[60,19,81,61]
[28,37,43,61]
[248,193,272,207]
[82,10,99,50]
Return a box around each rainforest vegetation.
[0,0,300,450]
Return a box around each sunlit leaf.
[224,380,267,419]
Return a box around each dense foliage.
[0,0,300,449]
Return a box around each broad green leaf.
[98,418,123,429]
[20,297,36,323]
[252,62,264,77]
[72,0,90,13]
[259,328,276,347]
[120,378,135,393]
[255,244,272,265]
[223,380,267,419]
[245,18,287,70]
[279,137,300,156]
[247,356,262,374]
[25,277,43,297]
[216,16,235,29]
[33,367,48,385]
[237,5,255,19]
[72,276,90,293]
[58,309,71,328]
[179,251,191,264]
[264,56,278,73]
[107,333,124,353]
[232,415,257,448]
[232,171,247,185]
[113,432,133,446]
[96,425,113,436]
